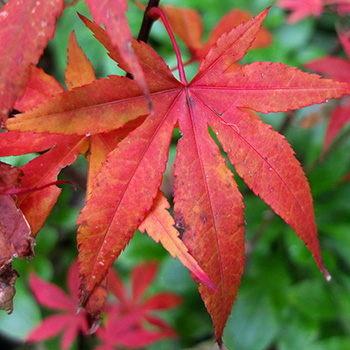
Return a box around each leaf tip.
[324,270,332,282]
[75,305,82,314]
[319,261,331,281]
[86,317,102,335]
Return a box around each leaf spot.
[206,174,209,178]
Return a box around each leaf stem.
[148,7,188,86]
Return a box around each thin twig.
[126,0,160,79]
[245,210,275,259]
[305,126,350,173]
[278,110,294,135]
[65,0,80,8]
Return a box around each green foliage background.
[0,0,350,349]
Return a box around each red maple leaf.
[27,261,89,350]
[1,18,211,320]
[95,261,181,350]
[3,6,347,344]
[305,30,350,154]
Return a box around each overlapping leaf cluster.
[0,0,348,346]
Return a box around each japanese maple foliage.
[0,18,209,320]
[28,261,180,350]
[0,1,348,347]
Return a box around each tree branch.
[137,0,160,43]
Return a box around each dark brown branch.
[278,110,294,135]
[137,0,161,43]
[126,0,160,79]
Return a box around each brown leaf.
[0,161,34,313]
[0,263,19,314]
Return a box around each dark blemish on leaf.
[265,157,268,161]
[201,216,206,225]
[186,94,195,108]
